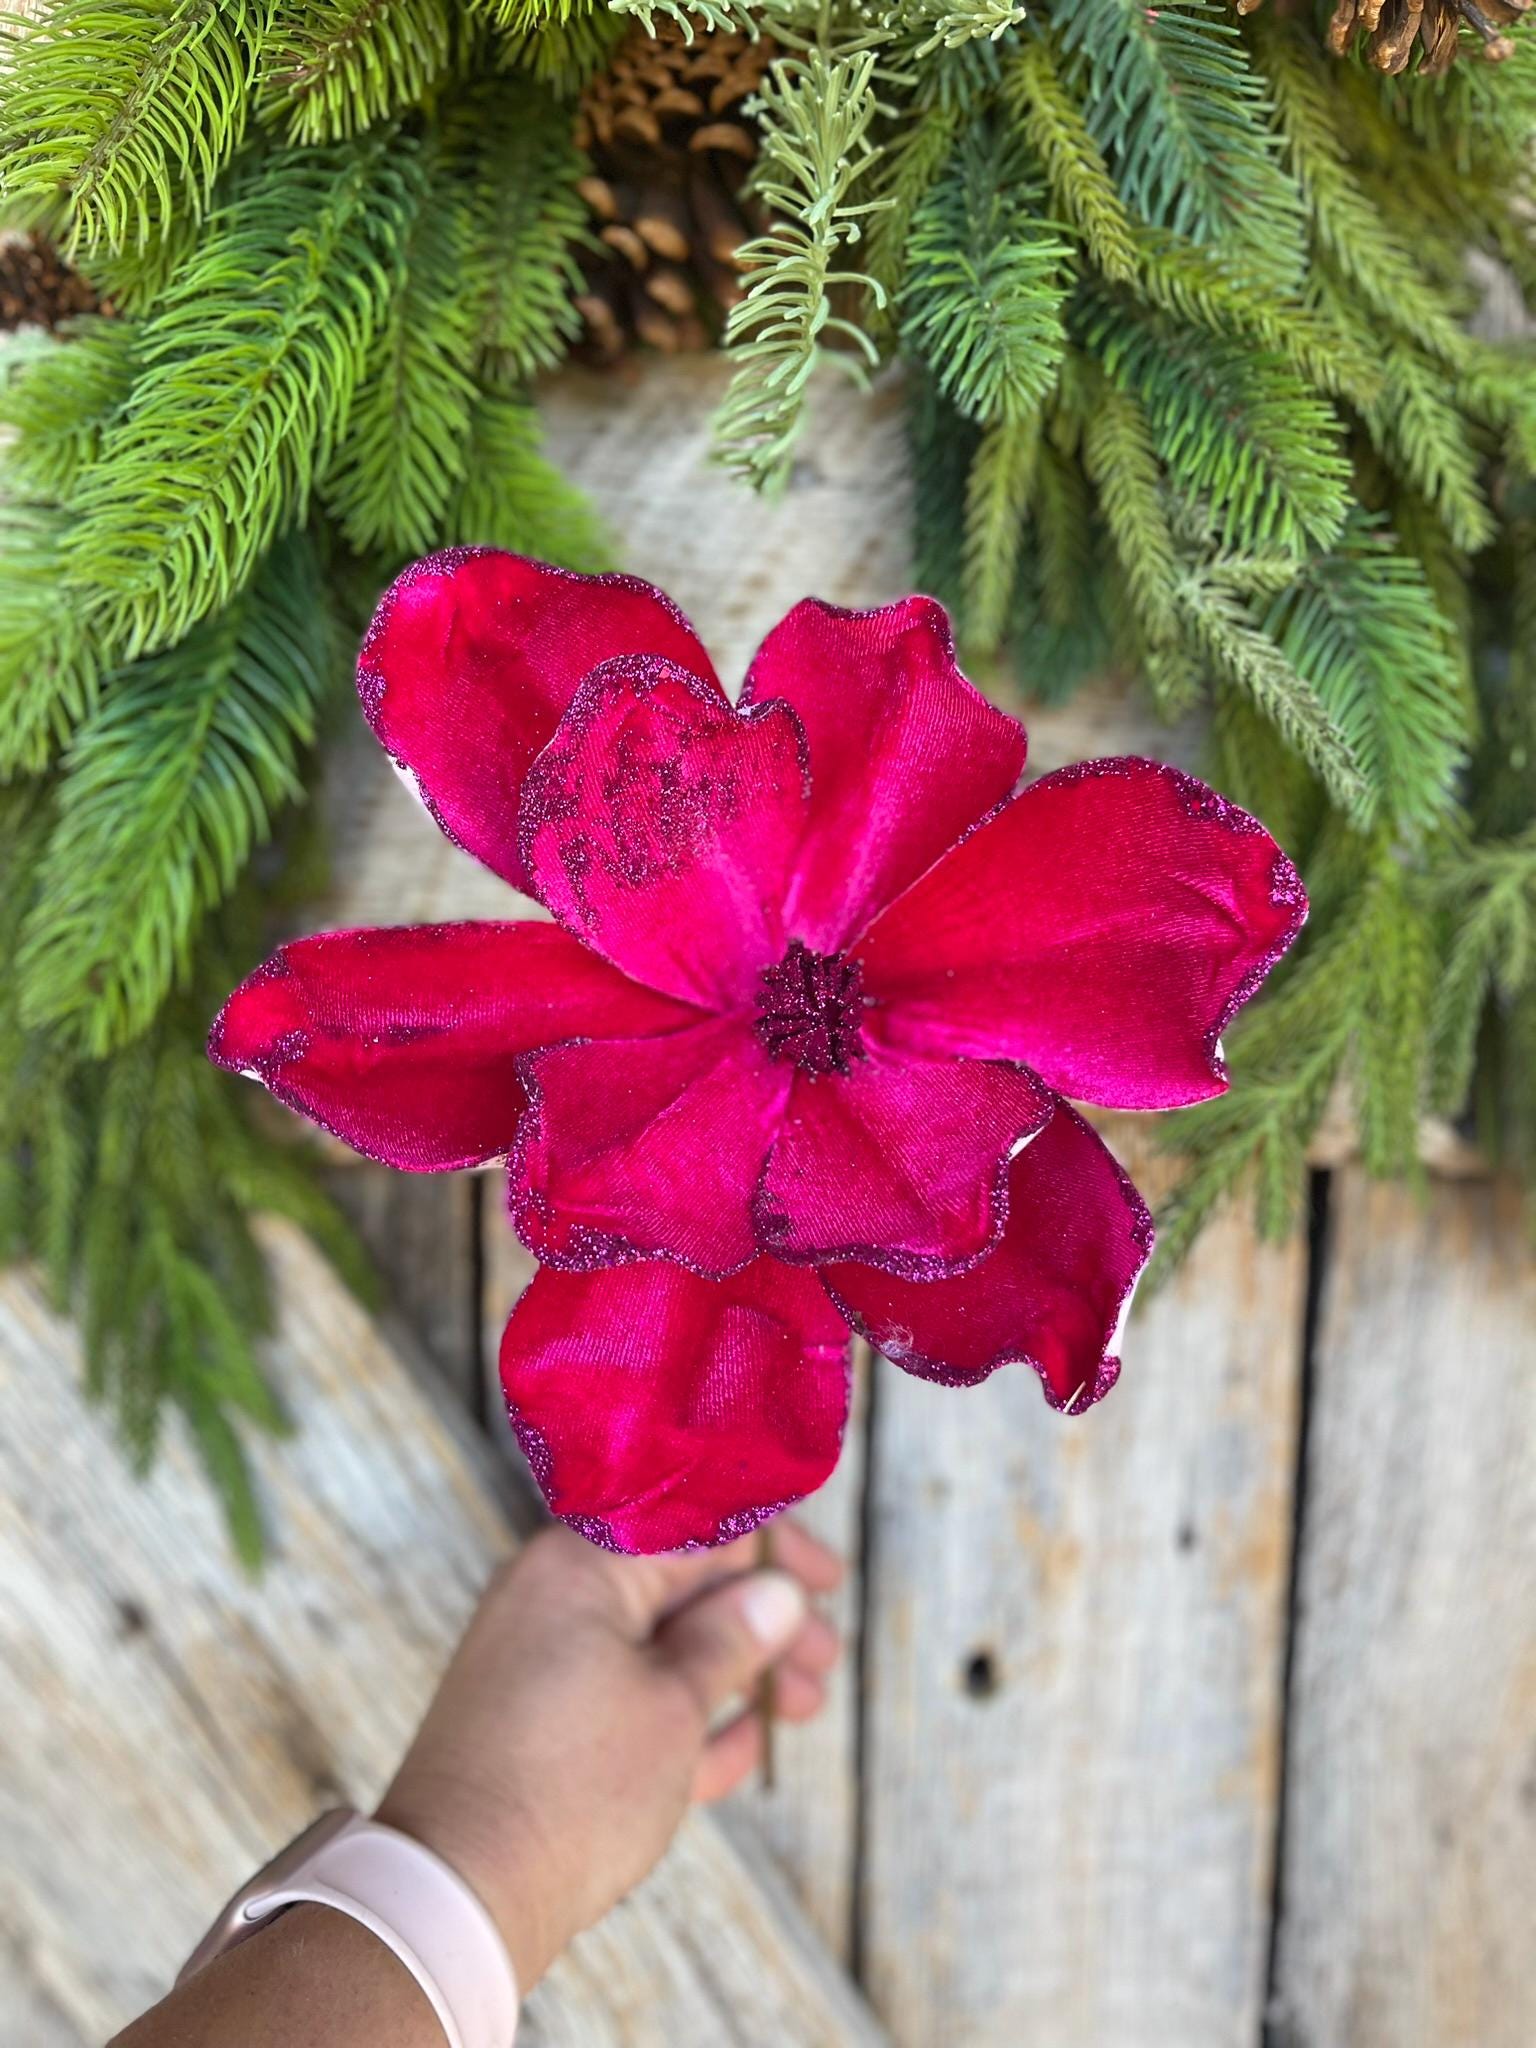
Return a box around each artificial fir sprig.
[323,131,481,555]
[713,43,889,489]
[0,788,375,1568]
[0,0,266,251]
[62,135,420,660]
[888,11,1534,1263]
[899,125,1070,429]
[260,0,457,143]
[16,532,339,1055]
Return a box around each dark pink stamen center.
[756,940,867,1077]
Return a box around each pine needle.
[18,534,339,1054]
[0,0,265,254]
[899,122,1071,428]
[61,135,420,658]
[714,48,889,492]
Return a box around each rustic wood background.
[3,363,1533,2048]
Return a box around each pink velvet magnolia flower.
[210,550,1306,1554]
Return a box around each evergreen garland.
[1,0,1533,1544]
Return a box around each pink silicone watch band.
[178,1810,519,2048]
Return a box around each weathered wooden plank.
[0,1221,887,2048]
[480,1175,546,1521]
[1271,1169,1536,2048]
[859,1130,1306,2047]
[327,1166,480,1406]
[722,1350,870,1966]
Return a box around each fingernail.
[739,1569,806,1648]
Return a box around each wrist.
[373,1777,560,1997]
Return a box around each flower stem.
[756,1521,776,1792]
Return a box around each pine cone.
[1235,0,1528,73]
[573,20,775,362]
[0,231,107,332]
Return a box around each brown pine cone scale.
[1235,0,1527,71]
[573,20,775,362]
[0,231,107,332]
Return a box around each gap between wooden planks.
[0,1219,888,2048]
[1269,1167,1536,2048]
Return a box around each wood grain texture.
[722,1349,870,1965]
[1271,1169,1536,2048]
[0,1220,887,2048]
[327,1166,481,1405]
[859,1132,1306,2047]
[480,1176,548,1523]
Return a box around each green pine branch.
[1004,34,1136,285]
[714,47,889,491]
[0,0,265,254]
[0,315,138,504]
[1173,554,1370,823]
[961,411,1039,648]
[1076,359,1180,662]
[1055,0,1304,288]
[477,2,625,92]
[0,502,103,775]
[1132,230,1375,410]
[259,0,456,143]
[1261,519,1468,836]
[866,99,961,319]
[1079,289,1351,558]
[1152,842,1437,1270]
[1315,269,1496,553]
[441,386,610,567]
[899,123,1071,428]
[601,0,784,39]
[449,73,589,384]
[17,534,339,1056]
[1430,828,1536,1112]
[0,790,374,1566]
[907,368,980,611]
[60,134,420,664]
[1254,18,1470,367]
[323,132,479,555]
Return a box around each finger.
[783,1608,840,1677]
[768,1663,826,1723]
[654,1568,807,1719]
[582,1528,764,1638]
[647,1516,842,1609]
[691,1668,828,1803]
[691,1709,762,1803]
[696,1643,829,1734]
[568,1514,845,1645]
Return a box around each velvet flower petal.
[821,1104,1154,1413]
[740,596,1026,951]
[500,1256,853,1553]
[208,922,696,1171]
[862,757,1307,1110]
[358,550,722,896]
[521,656,809,1009]
[752,1043,1053,1278]
[511,1016,791,1277]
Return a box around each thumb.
[656,1569,807,1720]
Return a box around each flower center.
[756,940,868,1077]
